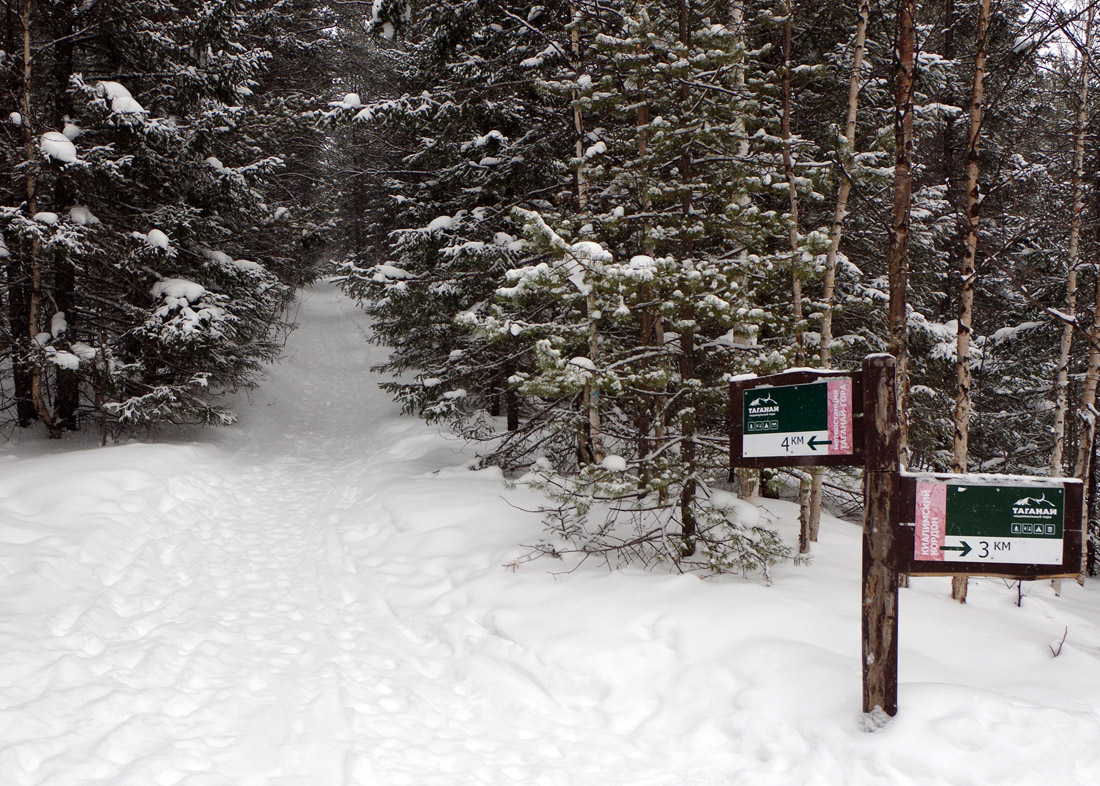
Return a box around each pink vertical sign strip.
[826,378,854,455]
[914,481,947,561]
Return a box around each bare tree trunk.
[729,0,759,500]
[952,0,992,476]
[505,359,519,432]
[8,0,36,427]
[780,6,816,552]
[781,9,805,369]
[950,0,993,604]
[1088,429,1100,576]
[570,4,602,465]
[809,0,870,542]
[570,11,588,211]
[1051,5,1094,477]
[676,0,698,552]
[635,74,661,486]
[819,0,869,370]
[7,247,36,427]
[888,0,916,461]
[1048,4,1095,595]
[1074,292,1100,580]
[19,0,55,435]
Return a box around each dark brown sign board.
[896,472,1083,580]
[729,368,864,471]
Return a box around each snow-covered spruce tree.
[0,0,328,436]
[328,0,578,432]
[455,2,798,574]
[480,209,790,574]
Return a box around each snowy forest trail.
[6,284,758,786]
[4,284,1100,786]
[6,287,546,784]
[0,285,597,786]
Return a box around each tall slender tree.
[889,0,916,457]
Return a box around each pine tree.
[0,0,329,437]
[453,1,798,573]
[330,0,577,432]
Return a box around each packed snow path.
[0,285,609,785]
[3,284,1100,786]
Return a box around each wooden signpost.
[729,354,1083,722]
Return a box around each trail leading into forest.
[0,284,690,786]
[3,284,1100,786]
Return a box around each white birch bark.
[809,0,870,541]
[1051,5,1094,477]
[949,0,993,603]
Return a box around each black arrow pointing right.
[940,541,973,558]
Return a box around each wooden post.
[862,355,901,719]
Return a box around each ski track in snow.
[2,284,1100,786]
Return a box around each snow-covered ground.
[2,283,1099,786]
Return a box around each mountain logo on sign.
[747,395,779,417]
[1012,494,1058,518]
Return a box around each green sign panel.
[914,481,1065,565]
[742,379,853,459]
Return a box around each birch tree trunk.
[1073,7,1100,575]
[818,0,869,371]
[952,0,992,476]
[730,0,758,500]
[781,7,805,369]
[950,0,993,604]
[809,0,870,542]
[779,5,814,553]
[1073,250,1100,579]
[19,0,56,434]
[1051,5,1094,477]
[1049,5,1095,593]
[570,5,602,465]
